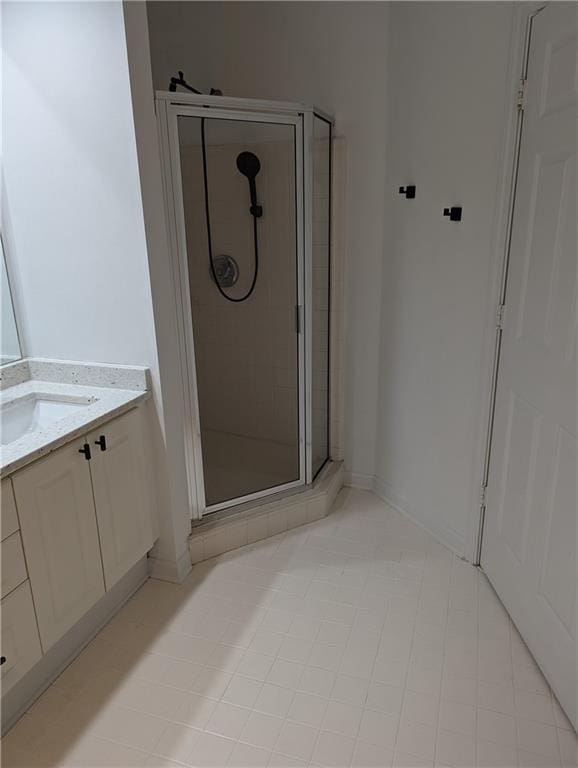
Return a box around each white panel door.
[482,5,577,728]
[13,439,105,651]
[88,409,154,590]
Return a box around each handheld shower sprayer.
[201,121,263,303]
[236,152,263,218]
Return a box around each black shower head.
[236,151,261,180]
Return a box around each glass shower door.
[176,114,302,509]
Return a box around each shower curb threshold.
[188,460,343,565]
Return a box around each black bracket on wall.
[443,206,462,222]
[398,185,416,199]
[168,71,223,96]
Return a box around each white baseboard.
[2,558,148,734]
[344,469,467,559]
[343,470,374,489]
[372,475,466,559]
[149,548,192,583]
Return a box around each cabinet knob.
[0,656,7,665]
[94,435,107,452]
[79,443,91,461]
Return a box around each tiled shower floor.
[3,489,576,768]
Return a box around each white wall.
[2,1,154,366]
[2,1,190,579]
[1,241,21,363]
[29,0,516,567]
[122,1,193,579]
[146,0,390,482]
[145,1,519,559]
[375,2,516,556]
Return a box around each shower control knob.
[211,255,239,289]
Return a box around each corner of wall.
[122,0,194,578]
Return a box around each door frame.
[156,93,313,518]
[471,3,547,564]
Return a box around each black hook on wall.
[398,185,416,199]
[443,206,462,222]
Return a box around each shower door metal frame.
[305,110,334,482]
[157,92,320,518]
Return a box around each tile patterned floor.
[2,489,576,767]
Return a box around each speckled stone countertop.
[1,359,150,477]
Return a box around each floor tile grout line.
[7,490,572,768]
[387,534,428,763]
[473,563,482,767]
[429,552,453,767]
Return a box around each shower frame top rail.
[156,90,334,126]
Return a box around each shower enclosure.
[157,92,332,517]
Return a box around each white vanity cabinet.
[9,407,154,654]
[1,479,42,693]
[12,438,106,651]
[88,409,153,590]
[1,582,43,694]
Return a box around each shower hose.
[200,117,260,302]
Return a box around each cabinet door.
[88,409,154,590]
[1,581,42,694]
[1,532,28,599]
[1,477,19,541]
[12,440,105,651]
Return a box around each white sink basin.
[1,396,91,445]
